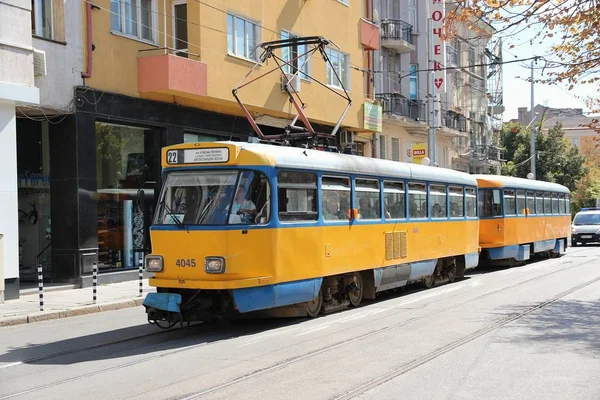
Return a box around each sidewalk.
[0,279,154,327]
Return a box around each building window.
[571,137,580,148]
[110,0,155,42]
[469,46,475,73]
[32,0,53,39]
[408,0,417,31]
[282,31,310,80]
[326,48,349,89]
[173,1,188,57]
[409,64,418,100]
[183,133,217,143]
[391,137,400,161]
[355,142,365,157]
[379,135,386,159]
[227,14,259,60]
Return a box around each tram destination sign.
[166,147,230,164]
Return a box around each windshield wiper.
[159,201,188,232]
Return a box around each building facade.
[372,0,502,172]
[9,0,383,288]
[0,0,40,300]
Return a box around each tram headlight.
[145,256,164,272]
[205,257,225,274]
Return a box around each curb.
[0,298,145,328]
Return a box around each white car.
[571,208,600,246]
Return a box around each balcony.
[380,19,415,54]
[360,18,380,50]
[439,109,468,137]
[137,51,207,99]
[376,93,425,122]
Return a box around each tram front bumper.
[143,292,182,314]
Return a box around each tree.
[446,1,600,87]
[500,122,587,191]
[571,166,600,214]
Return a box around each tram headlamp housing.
[205,257,225,274]
[145,256,164,272]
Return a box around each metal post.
[427,18,436,166]
[530,61,536,179]
[92,262,97,304]
[37,263,44,311]
[138,259,143,297]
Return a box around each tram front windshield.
[155,170,270,225]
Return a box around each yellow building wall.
[84,0,369,131]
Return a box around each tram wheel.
[348,272,364,307]
[447,262,457,283]
[423,274,435,289]
[306,289,323,318]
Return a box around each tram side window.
[536,192,544,214]
[430,184,447,218]
[277,171,318,222]
[552,193,559,214]
[479,189,502,217]
[559,194,566,214]
[356,179,381,219]
[449,186,464,217]
[567,195,571,214]
[322,176,351,221]
[504,190,516,215]
[517,190,526,216]
[384,181,406,219]
[527,191,535,215]
[544,192,551,215]
[465,187,477,217]
[409,183,427,218]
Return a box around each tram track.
[1,251,595,400]
[173,255,597,400]
[332,274,600,400]
[3,247,584,372]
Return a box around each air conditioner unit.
[281,73,300,92]
[33,48,46,77]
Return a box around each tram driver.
[229,182,256,224]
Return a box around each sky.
[494,13,595,121]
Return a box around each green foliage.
[571,166,600,215]
[499,122,588,191]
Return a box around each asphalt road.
[1,245,599,400]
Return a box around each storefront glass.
[96,122,151,270]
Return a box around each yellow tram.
[142,141,480,327]
[474,175,571,264]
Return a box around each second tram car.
[474,175,571,264]
[142,142,481,327]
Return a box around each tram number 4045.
[176,259,196,268]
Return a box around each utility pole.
[427,17,437,167]
[530,60,536,179]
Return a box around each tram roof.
[472,174,570,193]
[221,142,477,186]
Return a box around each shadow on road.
[496,298,600,356]
[0,317,307,366]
